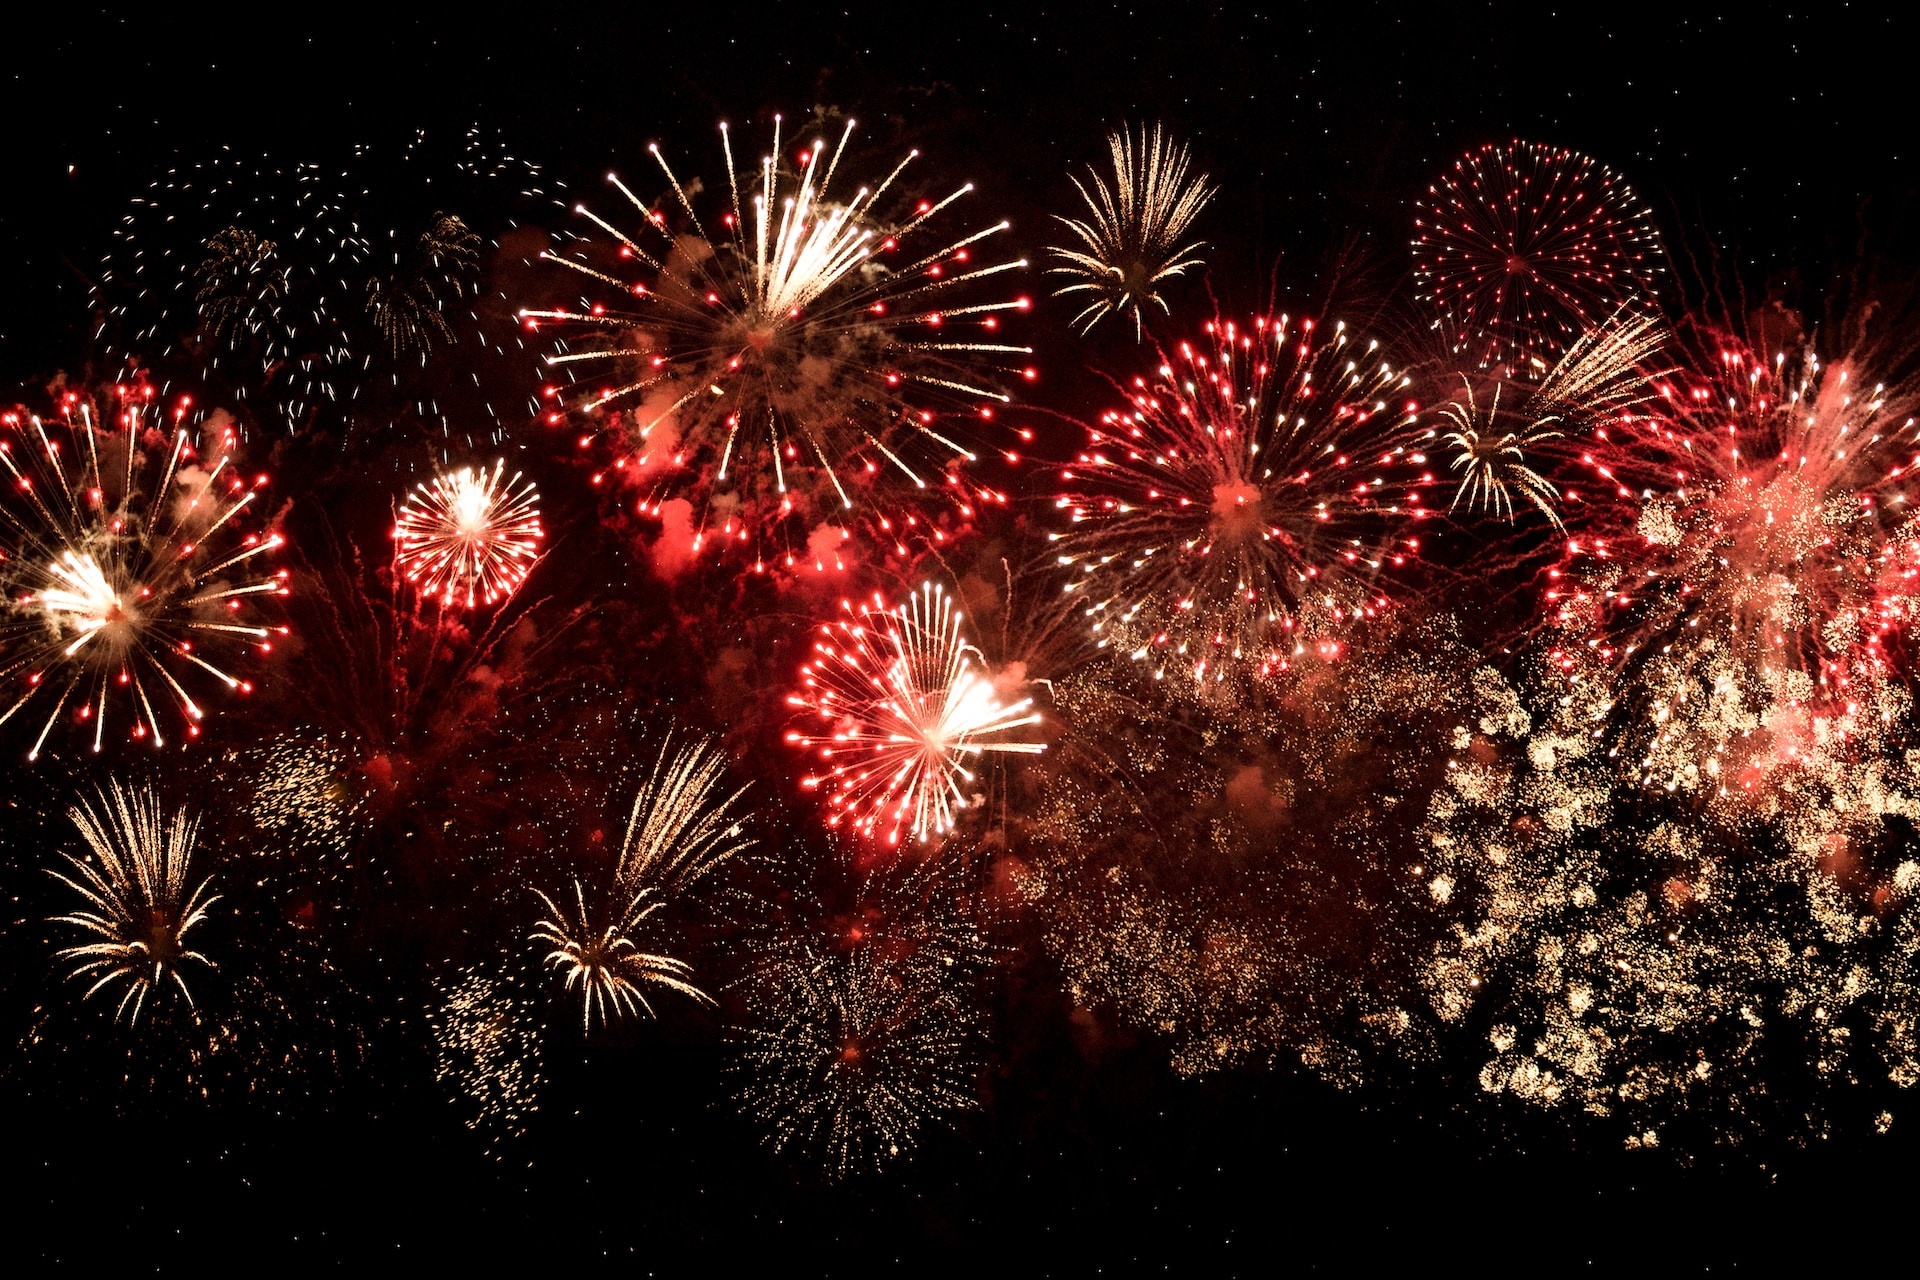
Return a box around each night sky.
[3,3,1916,1271]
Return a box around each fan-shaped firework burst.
[392,460,543,608]
[0,383,286,759]
[1047,123,1216,339]
[525,114,1034,563]
[49,781,219,1024]
[1051,315,1427,687]
[787,582,1045,845]
[1545,325,1920,796]
[531,735,753,1029]
[531,882,711,1030]
[1413,140,1664,376]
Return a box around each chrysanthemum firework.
[392,460,543,609]
[1047,124,1216,339]
[786,581,1045,846]
[1545,325,1920,796]
[0,383,287,759]
[49,782,219,1024]
[1413,140,1664,377]
[1050,315,1428,688]
[524,114,1034,563]
[531,735,753,1030]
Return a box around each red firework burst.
[1049,315,1430,689]
[1543,326,1920,793]
[1414,140,1664,378]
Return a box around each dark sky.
[3,3,1915,1271]
[7,2,1913,370]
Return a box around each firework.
[531,882,712,1030]
[429,961,546,1147]
[1435,309,1666,527]
[49,782,219,1024]
[1413,140,1664,375]
[1417,656,1920,1146]
[1050,315,1426,688]
[734,854,993,1177]
[1047,124,1216,339]
[96,133,551,440]
[531,735,753,1029]
[1544,326,1920,796]
[392,460,544,609]
[787,581,1044,845]
[1023,620,1480,1080]
[0,384,286,760]
[525,114,1034,561]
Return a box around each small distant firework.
[1545,327,1920,796]
[787,581,1044,845]
[1051,315,1426,686]
[1047,124,1216,339]
[97,132,550,439]
[735,855,993,1177]
[531,882,711,1030]
[366,212,483,358]
[1435,310,1666,528]
[392,460,543,609]
[49,782,218,1024]
[531,735,753,1030]
[0,384,286,760]
[1413,140,1664,375]
[526,114,1034,560]
[429,962,546,1148]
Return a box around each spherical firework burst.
[787,582,1044,845]
[525,114,1034,563]
[1050,315,1427,687]
[530,735,753,1029]
[1413,140,1664,376]
[49,781,219,1024]
[1545,327,1920,795]
[1047,123,1216,339]
[0,384,286,760]
[392,460,543,608]
[733,854,994,1178]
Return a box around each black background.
[2,2,1914,1271]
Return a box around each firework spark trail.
[0,384,287,759]
[393,460,543,608]
[49,781,219,1024]
[531,735,754,1030]
[787,582,1044,845]
[1414,140,1664,377]
[524,115,1035,565]
[1050,315,1428,688]
[1047,123,1216,339]
[1542,327,1920,796]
